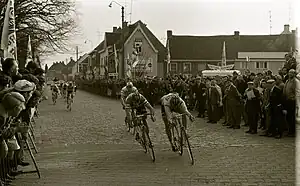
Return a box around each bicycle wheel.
[172,123,183,156]
[52,96,56,105]
[145,130,155,162]
[142,124,155,162]
[137,126,147,153]
[124,117,131,132]
[182,129,194,165]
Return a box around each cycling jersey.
[120,86,138,100]
[67,85,74,93]
[161,93,188,116]
[125,93,149,108]
[51,85,59,93]
[125,93,149,115]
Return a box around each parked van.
[202,70,241,77]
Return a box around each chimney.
[113,27,117,32]
[282,24,291,34]
[122,21,128,28]
[234,31,239,36]
[292,28,298,35]
[167,30,173,38]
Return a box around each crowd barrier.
[0,106,41,185]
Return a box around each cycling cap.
[2,92,26,109]
[14,80,36,92]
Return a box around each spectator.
[244,81,261,134]
[283,69,300,137]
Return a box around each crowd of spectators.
[77,52,299,139]
[0,59,46,186]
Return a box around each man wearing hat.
[0,92,26,183]
[283,69,299,137]
[244,81,261,134]
[225,79,242,129]
[266,79,284,138]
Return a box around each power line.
[269,10,272,35]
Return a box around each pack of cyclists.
[50,79,77,109]
[121,81,195,152]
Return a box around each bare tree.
[0,0,79,67]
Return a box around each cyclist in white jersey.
[160,92,195,151]
[120,82,139,124]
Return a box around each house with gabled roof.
[86,20,166,78]
[166,24,296,75]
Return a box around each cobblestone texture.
[12,88,295,186]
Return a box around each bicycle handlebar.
[135,113,153,118]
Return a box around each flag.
[126,53,132,78]
[246,56,250,62]
[167,42,171,64]
[114,44,118,74]
[132,55,139,68]
[221,41,226,67]
[25,35,33,67]
[1,0,17,60]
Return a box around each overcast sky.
[42,0,298,67]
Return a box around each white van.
[202,70,241,77]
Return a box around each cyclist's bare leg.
[162,116,175,151]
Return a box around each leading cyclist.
[160,92,195,151]
[120,82,138,125]
[125,92,155,141]
[66,82,75,104]
[51,83,60,104]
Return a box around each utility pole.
[121,6,125,78]
[76,46,79,73]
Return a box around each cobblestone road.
[13,88,295,186]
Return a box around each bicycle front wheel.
[182,130,194,165]
[171,123,183,155]
[144,129,155,162]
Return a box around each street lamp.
[109,0,125,78]
[84,39,94,50]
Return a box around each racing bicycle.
[66,93,74,111]
[52,92,58,105]
[169,113,194,165]
[126,107,156,162]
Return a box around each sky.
[42,0,298,68]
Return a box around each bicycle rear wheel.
[124,117,131,132]
[182,130,194,165]
[172,124,183,155]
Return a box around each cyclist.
[160,92,195,151]
[121,82,138,124]
[125,92,155,141]
[51,84,60,103]
[120,82,138,107]
[74,83,77,94]
[62,83,68,99]
[66,82,75,104]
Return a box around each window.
[256,62,259,69]
[255,61,268,69]
[134,40,142,54]
[183,63,191,73]
[263,62,268,69]
[170,63,177,72]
